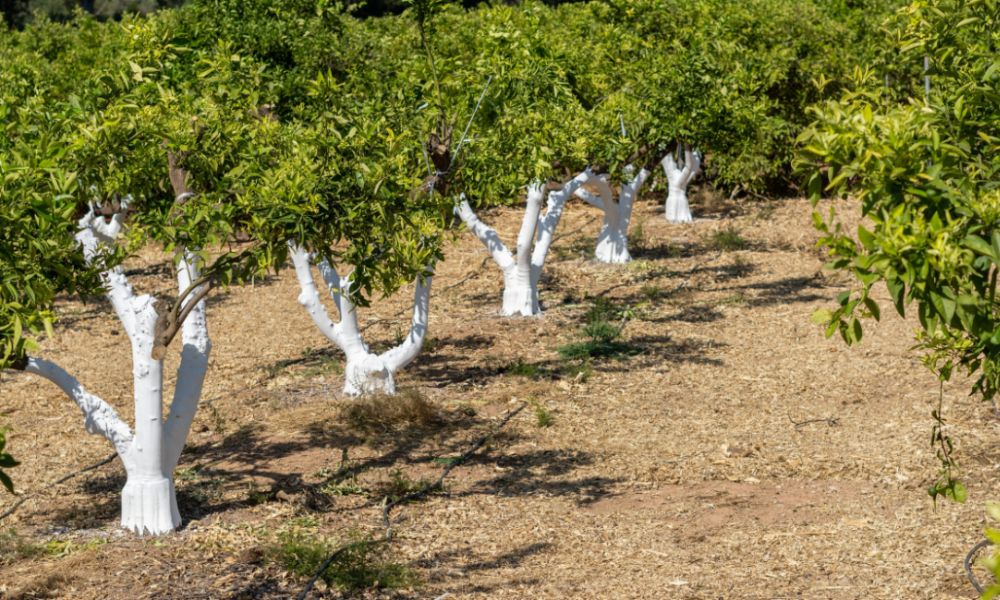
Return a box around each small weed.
[246,482,274,506]
[270,530,415,592]
[662,242,683,258]
[41,538,105,558]
[0,530,104,565]
[502,358,544,379]
[175,465,204,481]
[201,400,227,434]
[341,389,440,434]
[290,515,320,529]
[0,530,45,565]
[552,236,592,261]
[378,469,433,502]
[557,298,639,360]
[717,292,748,306]
[532,401,553,428]
[431,456,461,467]
[175,466,224,505]
[299,355,343,378]
[320,477,365,497]
[421,336,439,353]
[708,226,748,251]
[625,259,655,275]
[640,284,662,302]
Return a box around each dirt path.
[1,195,996,599]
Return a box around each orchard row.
[5,0,985,538]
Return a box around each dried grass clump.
[340,389,441,434]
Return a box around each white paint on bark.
[662,145,701,224]
[575,166,649,264]
[455,170,591,316]
[21,208,211,536]
[290,245,433,396]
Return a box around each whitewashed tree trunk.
[456,170,591,316]
[290,245,432,396]
[662,144,701,224]
[18,208,210,536]
[574,166,649,264]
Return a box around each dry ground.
[1,191,999,599]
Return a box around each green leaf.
[886,279,905,317]
[810,308,833,325]
[857,225,876,249]
[862,297,881,321]
[950,481,968,503]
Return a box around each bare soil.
[1,192,997,599]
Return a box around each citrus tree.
[800,0,1000,502]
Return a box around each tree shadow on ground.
[51,299,113,329]
[720,275,828,308]
[660,304,725,323]
[429,334,496,352]
[417,541,551,571]
[40,468,124,528]
[152,400,521,516]
[416,542,549,594]
[258,346,342,382]
[626,335,725,367]
[412,329,723,387]
[36,378,617,536]
[454,447,620,506]
[457,289,503,308]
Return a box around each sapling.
[456,170,591,316]
[290,244,433,396]
[662,144,701,223]
[574,166,649,264]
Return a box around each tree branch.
[454,196,515,271]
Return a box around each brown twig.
[788,413,840,429]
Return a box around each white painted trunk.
[662,145,701,224]
[118,299,180,535]
[665,185,692,224]
[16,209,212,536]
[120,476,179,536]
[343,353,395,396]
[577,167,648,265]
[501,265,538,317]
[290,244,433,397]
[456,171,590,316]
[595,226,631,264]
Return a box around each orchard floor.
[1,193,998,600]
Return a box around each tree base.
[344,355,396,396]
[121,476,180,535]
[666,189,693,224]
[595,232,631,264]
[501,280,541,316]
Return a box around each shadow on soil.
[417,541,550,594]
[717,274,828,308]
[139,399,620,523]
